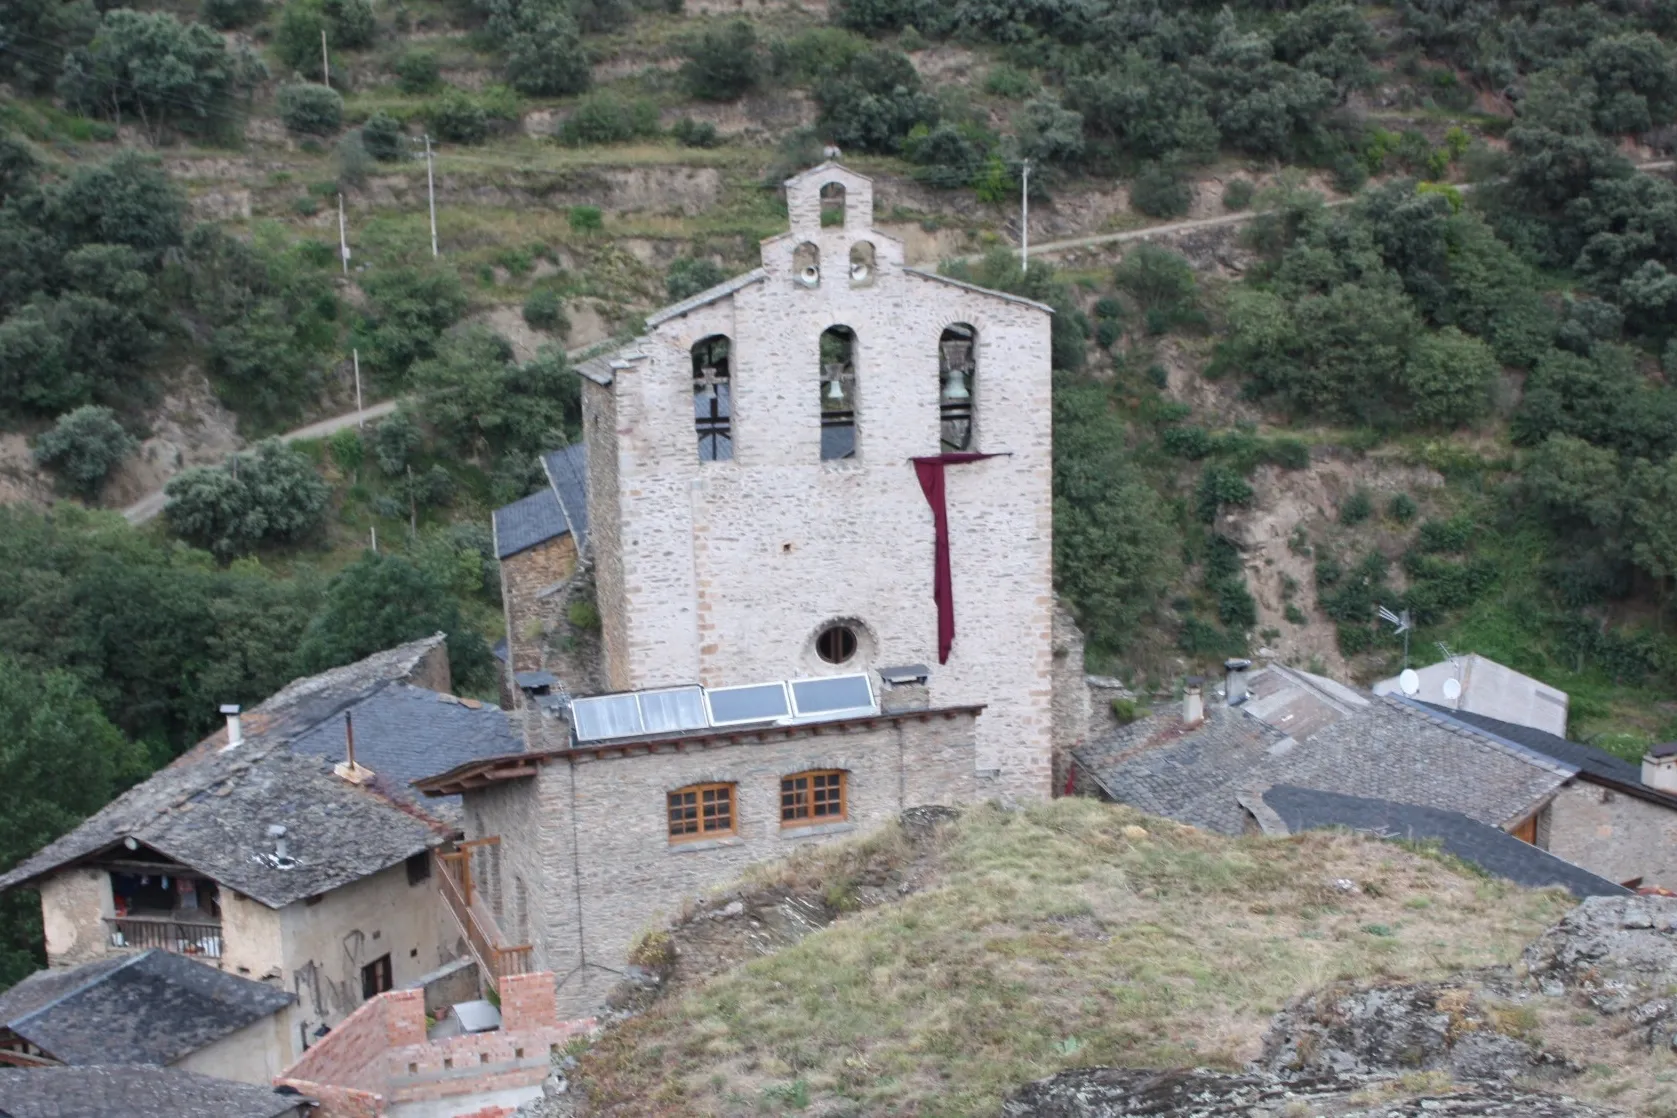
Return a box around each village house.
[1373,653,1570,736]
[492,443,590,684]
[0,635,522,1055]
[0,1065,313,1118]
[1073,659,1677,892]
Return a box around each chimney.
[1643,743,1677,793]
[334,710,374,785]
[1183,677,1205,728]
[220,704,243,750]
[1225,658,1252,706]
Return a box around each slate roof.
[1073,667,1573,835]
[543,442,589,553]
[644,268,767,329]
[1261,785,1631,899]
[0,635,519,907]
[493,488,567,560]
[0,951,295,1066]
[0,1065,309,1118]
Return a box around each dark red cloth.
[912,453,1000,664]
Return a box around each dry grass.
[578,798,1575,1117]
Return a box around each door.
[361,953,392,999]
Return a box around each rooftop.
[0,1065,310,1118]
[491,443,591,560]
[1259,785,1630,899]
[0,951,295,1066]
[1072,665,1573,835]
[0,635,518,907]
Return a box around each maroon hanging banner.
[911,452,1000,664]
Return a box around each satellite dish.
[798,265,820,288]
[1442,677,1462,703]
[849,262,870,283]
[1399,668,1420,696]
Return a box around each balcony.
[105,914,223,959]
[436,845,532,992]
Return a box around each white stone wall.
[39,868,111,967]
[588,165,1056,800]
[175,1007,297,1085]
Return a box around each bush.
[202,0,265,29]
[904,122,986,189]
[569,205,603,233]
[273,0,376,72]
[522,287,569,334]
[495,6,590,97]
[277,83,344,135]
[163,439,330,560]
[1130,163,1192,219]
[427,89,489,144]
[1338,489,1373,524]
[354,265,469,381]
[360,111,406,161]
[394,49,441,93]
[1416,515,1473,554]
[1222,178,1255,210]
[1014,94,1084,168]
[1161,425,1214,460]
[984,64,1036,100]
[1387,493,1418,522]
[558,93,659,146]
[672,118,719,148]
[814,47,939,154]
[33,406,137,499]
[667,257,726,301]
[1196,463,1254,523]
[678,19,761,101]
[373,409,422,476]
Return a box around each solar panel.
[790,675,876,719]
[571,693,643,741]
[705,682,791,725]
[638,687,708,734]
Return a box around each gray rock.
[1522,894,1677,1044]
[1002,1068,1621,1118]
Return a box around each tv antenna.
[1377,604,1412,668]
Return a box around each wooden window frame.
[780,770,848,828]
[667,782,737,843]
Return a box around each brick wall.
[274,1080,381,1118]
[1546,779,1677,888]
[500,534,579,675]
[467,707,977,1017]
[1049,600,1089,794]
[587,165,1055,802]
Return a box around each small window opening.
[406,851,431,886]
[781,770,848,826]
[360,953,393,1000]
[820,325,856,461]
[692,334,733,462]
[820,182,846,227]
[848,241,875,287]
[792,242,820,288]
[939,324,976,451]
[815,623,858,664]
[668,783,737,842]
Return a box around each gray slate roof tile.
[493,488,568,560]
[0,1065,309,1118]
[543,442,589,553]
[0,950,294,1066]
[1262,784,1631,898]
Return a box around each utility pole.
[370,525,377,553]
[321,29,330,86]
[352,348,363,425]
[1020,160,1033,272]
[423,135,438,258]
[337,193,350,275]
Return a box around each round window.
[815,624,858,665]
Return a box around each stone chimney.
[878,665,930,713]
[219,704,242,751]
[1183,677,1205,728]
[334,710,375,785]
[1643,743,1677,793]
[1224,658,1252,706]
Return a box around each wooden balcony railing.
[436,848,532,991]
[105,915,223,958]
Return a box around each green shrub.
[678,19,761,101]
[1339,489,1372,525]
[522,287,569,334]
[984,64,1037,100]
[163,439,330,560]
[567,599,601,630]
[1416,516,1473,554]
[427,89,489,144]
[568,205,603,233]
[273,0,375,72]
[336,131,371,186]
[1222,178,1255,210]
[1284,603,1308,625]
[201,0,265,29]
[329,427,364,475]
[1130,163,1192,219]
[1095,319,1121,348]
[558,92,659,146]
[1111,697,1139,724]
[1263,438,1311,470]
[33,406,138,499]
[814,47,938,154]
[1387,493,1418,523]
[360,111,406,161]
[1196,463,1254,523]
[394,49,441,93]
[671,118,719,147]
[667,256,726,301]
[492,4,590,97]
[277,83,343,135]
[1161,425,1214,460]
[1217,578,1258,628]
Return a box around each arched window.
[668,782,736,841]
[692,334,732,462]
[939,324,975,451]
[820,182,846,227]
[793,242,820,288]
[780,770,847,826]
[820,325,856,461]
[848,241,875,287]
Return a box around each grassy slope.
[578,799,1577,1117]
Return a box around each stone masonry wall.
[468,708,978,1017]
[596,165,1056,802]
[1050,600,1090,795]
[39,868,111,967]
[500,534,579,675]
[1546,779,1677,888]
[582,380,628,691]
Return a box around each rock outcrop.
[1003,1068,1619,1118]
[1522,894,1677,1047]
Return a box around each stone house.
[1373,653,1570,736]
[0,949,296,1084]
[0,636,522,1052]
[0,1065,312,1118]
[491,444,589,681]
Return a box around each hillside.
[564,800,1671,1117]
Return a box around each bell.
[799,265,820,288]
[941,363,970,402]
[823,362,846,402]
[827,378,845,401]
[850,262,870,283]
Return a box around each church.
[445,164,1073,1014]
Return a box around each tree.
[1400,326,1496,428]
[667,257,726,302]
[413,328,580,462]
[50,151,184,262]
[480,0,590,97]
[274,0,375,72]
[373,408,423,476]
[1013,94,1084,168]
[393,49,440,93]
[33,406,137,499]
[679,20,762,102]
[209,302,321,426]
[1525,433,1626,534]
[295,551,494,689]
[522,287,569,333]
[427,89,490,145]
[277,83,343,135]
[814,48,939,154]
[361,111,407,161]
[163,440,330,560]
[0,656,146,987]
[557,93,659,146]
[1627,453,1677,616]
[354,265,468,382]
[57,9,256,142]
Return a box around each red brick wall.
[275,1079,383,1118]
[500,972,560,1030]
